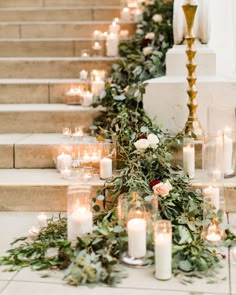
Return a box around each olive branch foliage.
[1,0,236,287]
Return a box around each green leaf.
[179,260,193,272]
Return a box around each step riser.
[0,109,101,133]
[0,142,203,169]
[0,185,101,211]
[0,9,120,22]
[0,0,120,8]
[0,59,116,78]
[0,23,135,39]
[0,146,13,168]
[0,40,106,58]
[15,145,54,168]
[0,83,96,104]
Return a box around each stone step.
[0,78,99,104]
[0,169,104,211]
[0,0,121,8]
[0,133,200,169]
[0,7,120,22]
[0,104,102,133]
[0,168,235,212]
[0,133,101,169]
[0,57,117,78]
[0,38,132,57]
[0,22,135,39]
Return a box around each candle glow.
[206,219,222,242]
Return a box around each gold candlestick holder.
[181,3,203,140]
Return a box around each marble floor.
[0,212,235,295]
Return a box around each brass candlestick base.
[182,4,203,140]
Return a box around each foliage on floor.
[1,0,236,288]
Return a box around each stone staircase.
[0,0,136,211]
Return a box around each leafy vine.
[1,0,236,288]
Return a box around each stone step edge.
[0,6,122,10]
[0,20,135,24]
[0,104,103,112]
[0,78,97,84]
[0,168,105,186]
[0,37,127,41]
[0,57,118,61]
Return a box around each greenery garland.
[1,0,236,288]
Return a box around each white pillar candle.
[93,30,102,40]
[127,0,138,8]
[121,7,131,21]
[206,222,221,242]
[62,127,71,136]
[81,50,89,57]
[67,207,93,240]
[183,144,195,179]
[91,78,105,97]
[203,186,220,211]
[155,232,172,280]
[92,41,102,50]
[106,32,119,57]
[109,21,120,34]
[100,157,112,179]
[66,88,78,96]
[37,212,47,228]
[91,153,100,163]
[82,153,91,164]
[133,9,143,22]
[127,218,146,258]
[79,70,88,80]
[223,127,233,175]
[82,91,93,106]
[57,152,72,170]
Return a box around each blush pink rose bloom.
[153,180,172,197]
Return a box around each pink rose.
[153,180,172,197]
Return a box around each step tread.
[0,6,121,10]
[0,168,104,186]
[0,133,98,145]
[0,38,102,41]
[0,103,101,112]
[0,78,88,84]
[0,133,30,144]
[0,20,134,24]
[0,57,118,61]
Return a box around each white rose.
[152,14,163,23]
[134,138,150,151]
[143,46,153,56]
[145,32,155,40]
[147,133,159,148]
[146,0,154,4]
